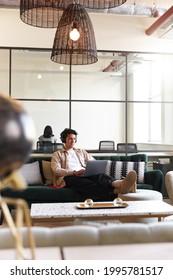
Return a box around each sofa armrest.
[144,169,163,192]
[165,171,173,203]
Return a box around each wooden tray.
[76,202,128,209]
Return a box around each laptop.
[81,160,108,177]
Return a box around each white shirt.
[67,149,85,171]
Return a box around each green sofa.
[1,153,163,208]
[94,154,163,192]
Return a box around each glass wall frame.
[1,47,173,152]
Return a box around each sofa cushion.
[94,154,148,171]
[19,161,43,185]
[1,222,173,249]
[105,161,145,183]
[42,160,53,185]
[1,186,80,206]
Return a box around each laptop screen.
[83,160,108,176]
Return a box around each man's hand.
[73,169,85,175]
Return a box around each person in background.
[51,128,136,201]
[38,125,57,144]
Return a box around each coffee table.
[30,200,173,224]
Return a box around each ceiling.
[0,1,172,38]
[0,1,172,17]
[0,2,172,73]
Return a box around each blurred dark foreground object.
[0,93,35,181]
[0,93,36,259]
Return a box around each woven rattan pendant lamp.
[78,0,127,9]
[20,0,65,28]
[51,3,98,65]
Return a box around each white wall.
[0,9,173,53]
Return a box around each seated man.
[51,128,136,200]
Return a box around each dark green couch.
[94,154,163,193]
[1,153,163,207]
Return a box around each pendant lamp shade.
[51,4,98,65]
[20,0,65,28]
[78,0,127,9]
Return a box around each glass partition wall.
[1,48,173,152]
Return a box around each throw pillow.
[105,161,145,183]
[19,161,43,185]
[42,160,53,185]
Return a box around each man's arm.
[51,151,73,177]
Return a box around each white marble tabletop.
[30,200,173,222]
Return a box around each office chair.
[36,141,41,150]
[99,140,115,150]
[36,141,63,152]
[41,141,54,152]
[54,143,64,150]
[117,143,138,153]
